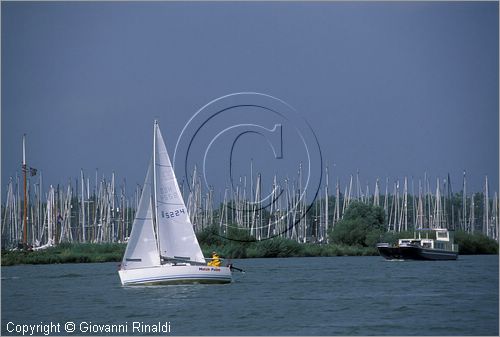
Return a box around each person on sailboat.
[208,251,221,267]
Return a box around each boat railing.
[161,256,229,266]
[161,256,207,266]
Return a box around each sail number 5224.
[161,208,185,219]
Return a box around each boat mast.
[383,177,388,227]
[462,170,467,231]
[335,178,340,224]
[403,177,408,232]
[324,165,329,243]
[81,169,86,242]
[417,180,424,230]
[22,134,28,247]
[153,120,161,254]
[484,176,490,237]
[470,192,475,233]
[373,178,379,207]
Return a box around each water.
[1,255,498,336]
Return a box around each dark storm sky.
[2,1,498,198]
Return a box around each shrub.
[329,202,385,247]
[253,238,301,258]
[455,231,498,254]
[197,225,224,246]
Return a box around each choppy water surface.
[2,255,498,335]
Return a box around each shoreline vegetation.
[2,203,498,266]
[1,229,498,267]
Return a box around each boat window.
[437,231,448,239]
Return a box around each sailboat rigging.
[118,120,232,285]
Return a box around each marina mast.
[22,134,28,247]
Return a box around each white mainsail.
[154,125,205,263]
[121,164,161,269]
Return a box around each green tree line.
[2,202,497,266]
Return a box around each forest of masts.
[2,164,499,249]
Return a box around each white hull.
[118,264,232,286]
[32,241,54,251]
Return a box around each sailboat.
[118,121,232,285]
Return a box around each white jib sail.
[154,124,206,263]
[121,163,161,269]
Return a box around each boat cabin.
[398,228,458,252]
[398,238,434,249]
